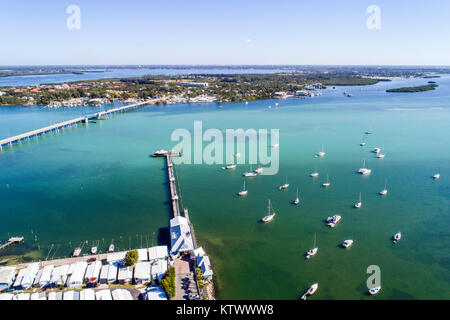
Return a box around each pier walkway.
[0,100,152,149]
[0,237,24,251]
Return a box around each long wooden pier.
[0,237,24,251]
[166,154,181,218]
[0,100,152,149]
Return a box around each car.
[87,257,97,263]
[188,294,200,300]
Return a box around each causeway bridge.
[0,100,152,149]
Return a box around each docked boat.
[316,145,326,157]
[261,199,276,223]
[342,239,354,248]
[243,165,257,177]
[234,153,241,158]
[279,176,289,190]
[238,181,248,196]
[254,166,263,174]
[72,247,81,257]
[225,164,237,170]
[354,192,362,209]
[358,160,372,175]
[108,243,115,253]
[293,188,300,205]
[326,215,341,228]
[369,286,381,295]
[433,173,440,180]
[310,165,319,177]
[90,246,97,255]
[305,233,318,259]
[379,180,388,195]
[301,283,318,300]
[152,149,168,157]
[373,147,381,153]
[393,232,401,243]
[322,174,331,187]
[360,141,366,146]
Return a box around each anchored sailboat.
[354,192,362,209]
[238,180,248,196]
[261,199,276,223]
[305,233,318,259]
[293,188,300,205]
[322,174,331,187]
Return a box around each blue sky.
[1,0,449,65]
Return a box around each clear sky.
[1,0,449,65]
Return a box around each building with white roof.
[99,264,109,284]
[193,247,206,258]
[107,263,118,283]
[134,261,151,284]
[151,259,168,281]
[95,289,112,300]
[84,260,102,285]
[13,263,39,289]
[107,251,126,264]
[80,289,96,300]
[48,291,63,300]
[0,266,16,290]
[0,293,14,300]
[117,266,133,284]
[67,261,88,288]
[148,246,169,261]
[13,293,30,300]
[63,290,80,300]
[170,216,194,255]
[137,248,148,262]
[50,264,70,287]
[112,288,133,300]
[197,255,213,280]
[39,265,54,288]
[13,268,26,289]
[145,286,168,300]
[33,268,43,288]
[30,292,47,300]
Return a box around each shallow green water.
[0,76,449,299]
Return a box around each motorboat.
[358,160,372,175]
[225,164,237,170]
[316,145,326,157]
[254,166,263,174]
[108,243,115,253]
[342,240,354,248]
[373,147,381,153]
[393,232,401,243]
[433,173,440,180]
[379,180,388,195]
[234,153,241,158]
[90,246,97,255]
[310,165,319,177]
[322,174,331,187]
[369,286,381,295]
[301,283,318,300]
[279,176,289,190]
[326,215,341,228]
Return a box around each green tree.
[124,249,138,266]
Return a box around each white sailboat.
[225,164,236,170]
[254,163,263,174]
[379,180,388,195]
[91,246,97,255]
[305,233,318,259]
[322,174,331,187]
[354,192,362,209]
[234,152,241,158]
[243,164,257,177]
[279,176,289,190]
[376,145,385,158]
[316,144,326,157]
[261,199,276,223]
[301,283,318,300]
[238,180,248,196]
[310,165,319,177]
[293,188,300,205]
[358,160,372,175]
[433,173,440,180]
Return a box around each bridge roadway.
[0,100,153,149]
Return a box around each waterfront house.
[38,265,54,288]
[13,263,39,290]
[134,261,151,284]
[151,259,168,282]
[50,264,70,287]
[95,289,112,300]
[112,288,133,300]
[84,260,102,285]
[170,216,195,255]
[137,248,149,262]
[148,245,169,262]
[197,255,213,281]
[67,261,88,288]
[0,266,16,290]
[118,265,133,284]
[107,251,126,264]
[192,246,206,259]
[80,289,96,300]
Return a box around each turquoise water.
[0,76,449,299]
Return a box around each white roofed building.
[151,259,168,282]
[39,265,54,288]
[67,261,88,288]
[50,264,70,287]
[107,263,118,283]
[137,248,148,262]
[118,265,133,284]
[145,286,168,300]
[134,262,151,284]
[80,289,96,300]
[170,216,194,255]
[63,290,80,300]
[148,246,169,262]
[84,260,102,285]
[0,266,16,290]
[95,289,112,300]
[112,288,133,300]
[197,255,213,280]
[13,263,39,289]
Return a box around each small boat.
[305,233,318,259]
[152,149,168,157]
[238,181,248,196]
[365,130,373,135]
[326,215,341,228]
[225,164,236,170]
[279,176,289,190]
[310,165,319,177]
[261,199,276,223]
[358,160,372,175]
[72,247,81,257]
[243,164,257,177]
[360,141,367,146]
[91,246,97,255]
[369,286,381,295]
[293,188,300,205]
[316,144,326,157]
[342,239,354,248]
[346,93,353,97]
[301,283,318,300]
[234,153,241,158]
[379,180,388,195]
[373,147,381,154]
[376,145,385,158]
[108,243,115,253]
[272,143,279,148]
[393,232,401,243]
[245,101,249,105]
[254,166,263,174]
[433,173,440,180]
[354,192,362,209]
[322,174,331,187]
[275,102,279,107]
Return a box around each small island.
[386,84,438,93]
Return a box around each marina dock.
[0,100,152,149]
[0,237,24,251]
